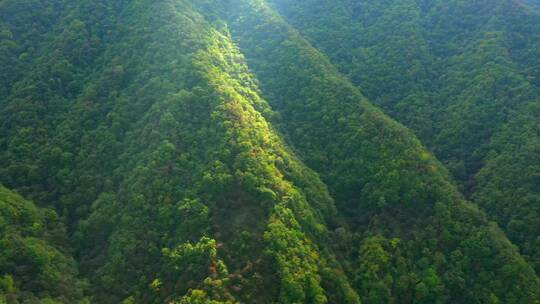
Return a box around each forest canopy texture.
[0,0,539,303]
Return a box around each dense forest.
[0,0,538,303]
[266,0,540,274]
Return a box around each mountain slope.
[0,186,87,303]
[267,0,540,273]
[0,0,66,99]
[267,0,540,182]
[473,102,540,271]
[0,0,538,303]
[0,1,355,303]
[211,0,539,302]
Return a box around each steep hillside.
[0,1,353,303]
[0,186,87,303]
[473,102,540,271]
[213,1,539,302]
[0,0,66,98]
[0,0,539,303]
[268,0,540,273]
[267,0,540,181]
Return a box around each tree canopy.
[0,0,539,303]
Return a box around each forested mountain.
[0,186,87,303]
[0,0,538,303]
[268,0,540,274]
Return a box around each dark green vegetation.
[0,186,87,303]
[268,0,540,274]
[0,0,539,303]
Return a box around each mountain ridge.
[267,0,540,274]
[0,0,539,303]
